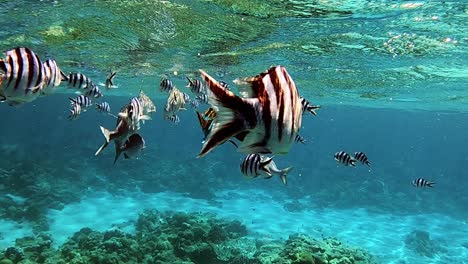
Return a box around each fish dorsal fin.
[234,66,278,98]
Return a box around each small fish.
[300,97,320,116]
[198,66,303,157]
[114,133,145,164]
[138,90,156,116]
[69,95,92,108]
[164,87,186,118]
[219,81,230,90]
[295,134,306,144]
[105,71,117,89]
[86,84,103,98]
[0,47,46,105]
[62,72,95,90]
[160,78,175,92]
[68,103,82,120]
[354,152,370,167]
[166,114,180,124]
[41,59,62,95]
[96,102,111,113]
[412,178,435,188]
[118,97,151,130]
[188,98,200,108]
[185,75,205,96]
[334,151,356,166]
[240,154,293,185]
[196,94,209,104]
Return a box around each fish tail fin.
[95,141,108,156]
[100,126,113,143]
[60,71,68,82]
[197,69,256,158]
[113,144,122,165]
[350,159,357,167]
[307,105,321,116]
[366,161,371,167]
[279,167,293,185]
[427,181,435,188]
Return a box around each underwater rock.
[404,230,443,257]
[3,247,25,263]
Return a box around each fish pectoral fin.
[140,115,151,121]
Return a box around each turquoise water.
[1,1,467,263]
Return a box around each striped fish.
[354,151,371,167]
[300,97,320,116]
[69,95,92,108]
[185,76,205,96]
[105,71,117,89]
[166,114,180,124]
[138,90,156,116]
[41,59,62,95]
[219,81,230,90]
[160,78,174,92]
[118,97,151,130]
[62,72,95,90]
[198,65,303,157]
[96,102,111,113]
[188,98,200,109]
[0,47,46,105]
[196,94,209,104]
[240,153,292,185]
[334,151,356,166]
[86,84,103,98]
[295,134,306,144]
[68,103,82,120]
[412,178,435,188]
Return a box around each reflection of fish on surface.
[114,133,145,164]
[240,153,293,185]
[0,47,46,106]
[197,65,303,157]
[105,71,117,89]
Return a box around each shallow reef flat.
[0,209,376,264]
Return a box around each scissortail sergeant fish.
[185,76,205,96]
[198,65,303,157]
[62,72,96,90]
[334,151,356,166]
[165,114,180,124]
[68,103,82,120]
[354,151,371,167]
[69,95,92,108]
[0,47,46,106]
[300,97,320,116]
[412,178,435,188]
[160,78,175,92]
[96,102,111,113]
[240,153,293,185]
[85,84,103,98]
[196,94,209,104]
[41,59,62,95]
[118,97,151,131]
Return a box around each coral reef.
[0,210,377,264]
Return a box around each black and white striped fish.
[166,114,180,124]
[160,78,175,92]
[189,98,200,108]
[119,97,151,130]
[354,152,371,167]
[185,76,205,96]
[334,151,356,166]
[0,47,46,105]
[69,95,92,108]
[240,153,292,185]
[41,59,62,95]
[105,71,117,89]
[295,134,306,144]
[412,178,435,188]
[62,72,95,90]
[182,92,191,103]
[300,97,320,116]
[96,102,111,113]
[68,103,82,120]
[195,93,209,104]
[86,84,103,98]
[198,65,303,157]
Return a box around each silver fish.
[164,87,186,118]
[198,65,303,157]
